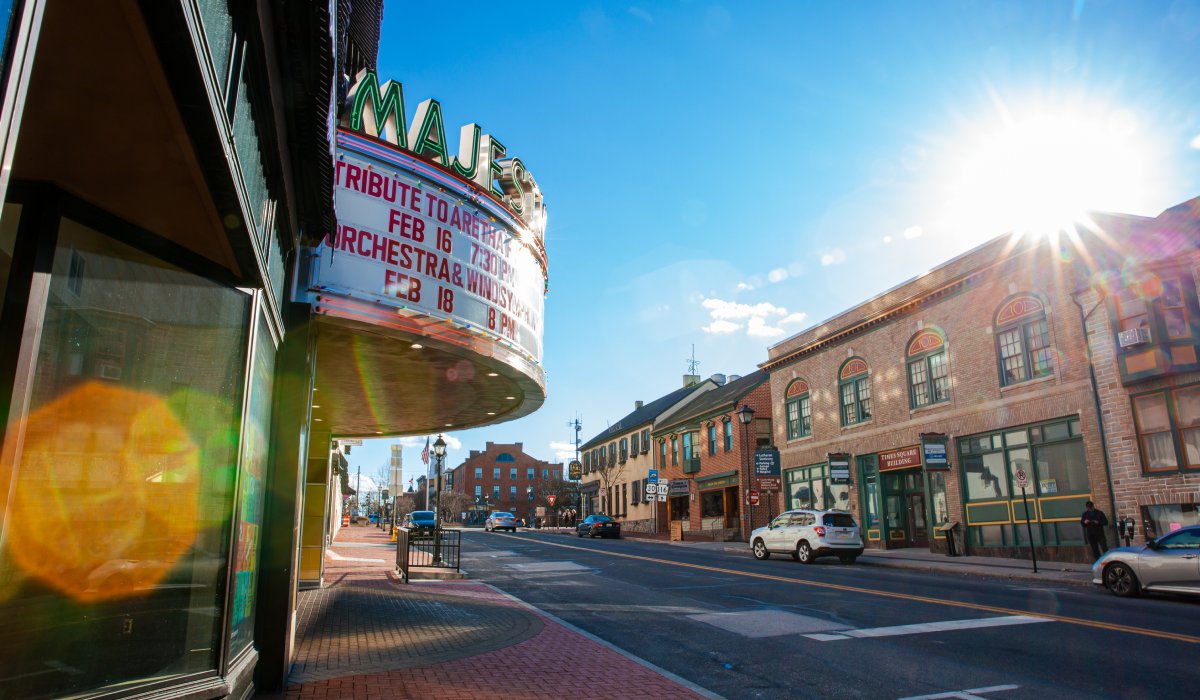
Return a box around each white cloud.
[735,282,753,291]
[628,6,653,23]
[702,319,741,334]
[746,316,785,338]
[883,235,893,244]
[820,249,847,266]
[767,267,788,283]
[699,297,806,338]
[701,298,786,320]
[1190,133,1200,149]
[549,441,578,461]
[396,434,463,450]
[904,225,923,239]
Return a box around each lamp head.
[737,404,755,425]
[433,434,447,457]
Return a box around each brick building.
[762,227,1119,563]
[653,371,774,541]
[448,442,565,525]
[1079,198,1200,543]
[579,378,714,528]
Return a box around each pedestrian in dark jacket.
[1081,501,1109,559]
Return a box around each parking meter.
[1119,517,1135,546]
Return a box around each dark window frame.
[1131,383,1200,475]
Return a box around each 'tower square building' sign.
[304,70,550,435]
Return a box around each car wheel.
[752,539,770,560]
[576,530,583,537]
[796,541,814,564]
[838,554,858,565]
[1104,562,1140,597]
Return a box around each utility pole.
[355,462,361,522]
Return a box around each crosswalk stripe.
[804,614,1050,641]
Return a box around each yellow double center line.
[492,533,1200,644]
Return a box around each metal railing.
[395,527,462,583]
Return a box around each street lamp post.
[432,435,447,563]
[737,404,755,541]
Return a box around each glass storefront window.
[0,202,18,310]
[928,472,948,527]
[963,452,1007,499]
[0,218,250,699]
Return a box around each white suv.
[750,509,864,564]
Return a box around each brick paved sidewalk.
[260,524,717,699]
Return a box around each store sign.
[829,453,852,485]
[668,478,690,496]
[312,70,550,365]
[754,447,781,476]
[921,432,951,471]
[346,70,546,237]
[317,142,546,363]
[568,460,582,480]
[879,445,922,472]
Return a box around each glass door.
[906,493,929,547]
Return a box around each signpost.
[1015,467,1038,574]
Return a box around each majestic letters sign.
[311,71,549,365]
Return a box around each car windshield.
[823,513,857,527]
[411,511,434,519]
[592,515,612,522]
[493,512,513,518]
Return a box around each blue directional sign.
[648,469,659,483]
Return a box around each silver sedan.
[1092,524,1200,597]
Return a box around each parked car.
[1092,524,1200,598]
[485,511,517,532]
[750,509,864,564]
[402,510,437,536]
[576,514,621,539]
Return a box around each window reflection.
[0,219,250,699]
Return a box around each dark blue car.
[403,510,437,536]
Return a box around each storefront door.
[906,493,929,547]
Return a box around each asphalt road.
[458,530,1199,700]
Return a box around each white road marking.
[504,561,590,572]
[898,683,1020,699]
[804,614,1050,641]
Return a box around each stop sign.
[547,495,556,506]
[748,490,760,506]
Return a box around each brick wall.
[449,441,564,523]
[764,237,1109,561]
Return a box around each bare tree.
[437,491,472,525]
[534,476,579,526]
[395,492,416,516]
[590,449,627,515]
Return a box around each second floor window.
[631,432,639,455]
[527,467,534,480]
[839,358,872,426]
[493,467,500,480]
[682,432,693,461]
[671,437,679,465]
[708,424,717,454]
[474,467,482,479]
[907,330,949,408]
[995,294,1053,386]
[510,486,517,501]
[620,438,628,462]
[659,440,667,469]
[785,380,811,439]
[723,420,732,451]
[510,468,518,480]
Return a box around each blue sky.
[346,1,1200,485]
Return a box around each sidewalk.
[261,524,717,700]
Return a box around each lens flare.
[2,382,200,602]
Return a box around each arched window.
[995,294,1053,386]
[906,329,949,408]
[838,358,872,426]
[785,379,812,439]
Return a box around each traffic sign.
[547,495,556,506]
[1015,468,1029,490]
[657,494,667,502]
[656,483,669,495]
[748,491,760,506]
[757,476,781,491]
[645,483,656,497]
[648,469,659,483]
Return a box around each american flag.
[421,436,430,465]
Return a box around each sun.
[941,107,1153,240]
